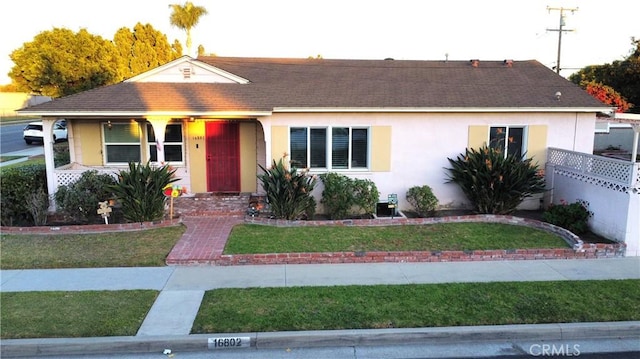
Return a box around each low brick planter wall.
[0,218,182,235]
[202,214,625,266]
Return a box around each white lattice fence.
[547,147,638,193]
[547,148,640,256]
[54,167,119,187]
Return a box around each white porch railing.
[54,163,120,187]
[547,147,640,193]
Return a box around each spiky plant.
[258,156,317,220]
[446,146,545,214]
[109,162,178,223]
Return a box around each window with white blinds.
[290,126,369,170]
[103,122,141,164]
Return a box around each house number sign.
[208,336,251,349]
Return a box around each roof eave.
[272,106,613,113]
[15,110,273,118]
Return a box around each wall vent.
[181,67,193,79]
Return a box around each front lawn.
[224,222,569,254]
[0,225,185,269]
[193,279,640,333]
[1,290,158,339]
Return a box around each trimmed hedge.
[0,164,48,226]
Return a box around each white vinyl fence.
[546,148,640,256]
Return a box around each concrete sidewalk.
[1,258,639,357]
[0,147,43,167]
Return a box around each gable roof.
[19,56,610,117]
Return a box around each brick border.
[206,214,625,266]
[0,218,183,235]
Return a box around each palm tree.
[169,1,208,56]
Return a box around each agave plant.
[109,162,178,223]
[446,146,545,214]
[257,156,317,220]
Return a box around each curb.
[2,321,639,357]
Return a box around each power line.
[546,6,578,75]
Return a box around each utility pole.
[546,6,578,74]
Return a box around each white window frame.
[289,126,370,171]
[147,122,185,165]
[489,125,527,158]
[102,122,142,165]
[102,121,186,166]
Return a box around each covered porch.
[38,116,269,211]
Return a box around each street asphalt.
[1,258,639,357]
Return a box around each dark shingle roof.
[20,57,607,115]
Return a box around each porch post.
[41,117,57,211]
[147,116,171,164]
[257,118,272,167]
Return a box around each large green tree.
[570,39,640,113]
[114,23,181,79]
[9,28,120,97]
[169,1,208,56]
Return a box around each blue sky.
[1,0,638,84]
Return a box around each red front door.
[205,121,240,192]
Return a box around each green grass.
[0,156,44,170]
[192,279,640,333]
[224,223,569,254]
[0,225,186,269]
[1,290,158,339]
[0,155,23,163]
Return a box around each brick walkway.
[165,194,249,265]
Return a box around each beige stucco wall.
[64,111,597,211]
[261,111,597,211]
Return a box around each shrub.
[319,173,380,219]
[351,178,380,216]
[54,170,117,224]
[27,187,50,226]
[0,164,47,226]
[542,199,593,234]
[446,145,546,214]
[257,156,317,220]
[406,185,439,217]
[109,162,178,223]
[319,172,353,220]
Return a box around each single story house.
[19,56,611,213]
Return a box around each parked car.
[23,121,68,144]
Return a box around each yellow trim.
[187,121,207,192]
[371,126,391,171]
[526,125,548,165]
[76,121,103,165]
[271,126,288,163]
[239,122,257,192]
[468,125,488,149]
